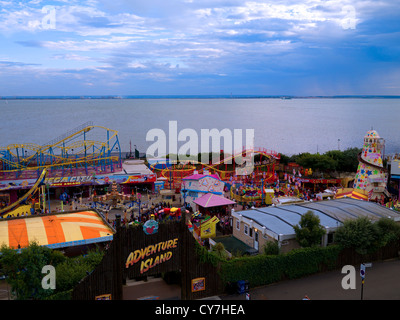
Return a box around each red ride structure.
[149,147,280,190]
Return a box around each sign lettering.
[125,238,179,274]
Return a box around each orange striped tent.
[335,188,368,201]
[0,210,114,249]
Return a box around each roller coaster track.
[0,168,47,215]
[149,147,280,181]
[0,124,121,176]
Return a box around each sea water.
[0,98,399,156]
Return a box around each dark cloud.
[15,40,44,48]
[0,60,41,67]
[72,13,122,29]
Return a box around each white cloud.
[51,53,91,61]
[1,0,399,95]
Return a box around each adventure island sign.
[123,221,182,278]
[125,238,179,274]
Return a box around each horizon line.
[1,94,400,100]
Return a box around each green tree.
[375,217,400,247]
[280,148,361,174]
[296,153,337,172]
[211,242,229,260]
[55,248,104,293]
[0,242,66,300]
[0,242,104,300]
[340,148,362,172]
[293,211,326,247]
[325,148,361,172]
[334,217,381,254]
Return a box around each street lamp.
[181,183,188,207]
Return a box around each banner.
[299,178,341,184]
[0,173,157,190]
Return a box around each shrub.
[262,241,280,255]
[211,242,229,260]
[334,217,381,254]
[55,249,104,293]
[220,245,341,288]
[375,217,400,246]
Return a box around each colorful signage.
[300,178,341,184]
[125,238,179,274]
[95,294,112,300]
[122,174,157,184]
[194,216,220,239]
[191,277,205,292]
[45,175,93,186]
[143,219,159,235]
[0,173,157,191]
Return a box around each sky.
[0,0,400,96]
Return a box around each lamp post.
[181,183,188,207]
[46,183,51,213]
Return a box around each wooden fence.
[72,216,400,300]
[72,217,223,300]
[335,241,400,268]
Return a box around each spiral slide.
[0,168,47,216]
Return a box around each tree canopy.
[293,211,326,247]
[280,147,361,173]
[335,217,400,254]
[0,242,104,300]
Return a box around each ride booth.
[192,215,220,244]
[192,193,235,237]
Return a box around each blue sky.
[0,0,399,96]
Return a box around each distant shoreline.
[1,95,400,100]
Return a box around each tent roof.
[0,210,114,249]
[194,193,235,208]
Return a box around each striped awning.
[0,210,114,249]
[335,189,368,201]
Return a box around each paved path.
[220,258,400,300]
[1,259,399,300]
[123,277,181,300]
[121,259,400,301]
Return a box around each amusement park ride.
[0,122,122,180]
[149,147,281,189]
[0,122,283,216]
[92,181,136,207]
[0,123,122,216]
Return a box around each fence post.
[114,214,123,300]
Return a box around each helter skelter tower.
[353,129,388,201]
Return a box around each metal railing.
[42,121,93,147]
